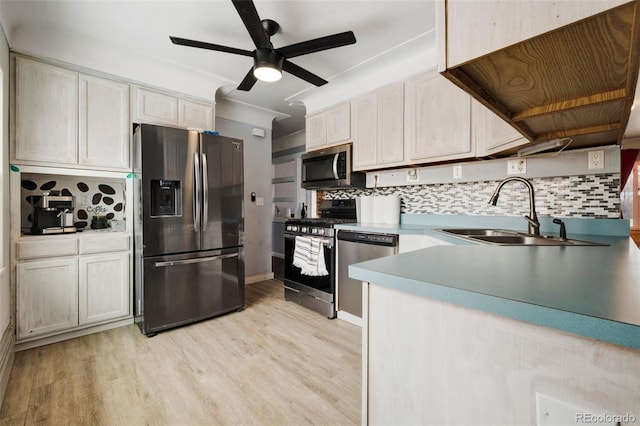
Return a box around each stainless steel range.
[283,199,356,318]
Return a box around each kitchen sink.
[437,229,607,246]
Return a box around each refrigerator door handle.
[202,152,209,228]
[193,152,201,233]
[154,252,239,267]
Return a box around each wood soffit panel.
[443,0,640,150]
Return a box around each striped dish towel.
[292,236,329,276]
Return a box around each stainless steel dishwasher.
[336,230,398,318]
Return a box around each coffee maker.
[30,192,76,234]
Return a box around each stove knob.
[286,225,292,231]
[312,228,318,234]
[301,227,307,233]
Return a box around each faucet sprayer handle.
[553,218,567,240]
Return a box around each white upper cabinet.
[406,71,473,162]
[473,100,528,157]
[13,56,131,171]
[178,99,215,131]
[79,74,130,170]
[133,87,179,126]
[352,82,405,170]
[133,86,215,130]
[439,0,627,70]
[352,92,378,168]
[306,102,351,151]
[14,57,78,165]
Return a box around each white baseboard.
[245,273,275,284]
[0,324,15,407]
[337,310,363,327]
[15,317,133,352]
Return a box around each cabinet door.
[79,74,130,170]
[306,112,327,151]
[79,252,130,325]
[325,102,351,144]
[408,72,472,162]
[178,99,215,130]
[14,57,77,165]
[377,82,404,165]
[17,258,78,339]
[134,87,178,126]
[473,100,528,156]
[351,92,378,169]
[444,0,626,69]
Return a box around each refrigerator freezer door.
[138,248,244,334]
[140,125,199,256]
[201,135,244,250]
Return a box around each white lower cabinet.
[17,258,79,339]
[79,252,130,326]
[15,234,131,343]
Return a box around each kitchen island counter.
[342,215,640,424]
[337,215,640,349]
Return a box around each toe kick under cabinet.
[15,232,131,347]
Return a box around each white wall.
[215,117,273,282]
[0,20,12,405]
[0,19,10,344]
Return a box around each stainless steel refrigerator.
[133,124,244,336]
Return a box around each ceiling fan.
[169,0,356,91]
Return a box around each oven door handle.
[285,234,333,247]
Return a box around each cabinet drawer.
[16,238,78,260]
[79,234,130,254]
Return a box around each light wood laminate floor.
[0,280,361,425]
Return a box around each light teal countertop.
[338,215,640,350]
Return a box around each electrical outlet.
[406,168,419,182]
[255,197,264,206]
[453,165,462,179]
[507,159,526,175]
[588,150,605,169]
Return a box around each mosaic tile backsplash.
[21,176,125,230]
[325,174,620,219]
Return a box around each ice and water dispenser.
[150,180,182,217]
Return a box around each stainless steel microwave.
[301,144,366,190]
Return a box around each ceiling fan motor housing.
[255,49,283,70]
[261,19,280,37]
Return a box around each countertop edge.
[350,264,640,350]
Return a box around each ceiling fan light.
[253,48,283,83]
[254,65,282,82]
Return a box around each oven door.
[283,233,334,299]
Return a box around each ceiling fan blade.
[231,0,271,49]
[277,31,356,59]
[237,68,258,91]
[170,36,253,57]
[283,60,328,87]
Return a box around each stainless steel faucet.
[488,177,540,235]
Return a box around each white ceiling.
[0,0,437,139]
